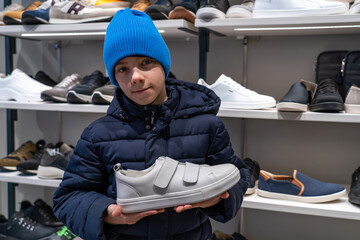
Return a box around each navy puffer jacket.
[53,78,248,240]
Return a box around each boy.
[53,8,248,240]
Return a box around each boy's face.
[114,56,167,106]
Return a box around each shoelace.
[316,78,338,95]
[57,74,80,88]
[13,216,37,231]
[9,142,34,156]
[222,77,257,96]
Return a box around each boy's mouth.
[133,87,150,94]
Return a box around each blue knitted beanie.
[103,8,171,88]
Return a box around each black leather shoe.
[349,166,360,205]
[309,78,344,112]
[244,158,260,195]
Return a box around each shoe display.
[309,78,344,112]
[197,74,276,109]
[131,0,152,12]
[41,73,82,103]
[0,68,52,102]
[0,3,24,25]
[89,0,131,8]
[20,199,63,228]
[91,81,116,105]
[16,140,51,175]
[37,142,74,179]
[21,0,64,24]
[49,0,121,24]
[258,169,346,203]
[3,1,42,25]
[114,156,240,213]
[225,0,254,18]
[243,158,260,195]
[276,80,316,112]
[0,141,37,171]
[47,226,78,240]
[196,0,230,19]
[345,85,360,113]
[168,2,198,24]
[0,212,56,240]
[67,70,108,103]
[211,230,247,240]
[349,166,360,205]
[253,0,348,18]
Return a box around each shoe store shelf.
[0,171,61,188]
[195,14,360,37]
[242,190,360,221]
[0,20,197,41]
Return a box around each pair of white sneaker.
[253,0,349,18]
[0,69,51,102]
[197,74,276,110]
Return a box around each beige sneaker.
[0,141,37,171]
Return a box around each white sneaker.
[0,69,51,102]
[253,0,348,18]
[226,0,254,18]
[345,85,360,113]
[49,0,123,24]
[197,74,276,109]
[349,0,360,13]
[114,156,240,213]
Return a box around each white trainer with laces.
[253,0,348,18]
[0,69,51,102]
[197,74,276,109]
[114,156,240,213]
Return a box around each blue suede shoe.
[258,170,346,203]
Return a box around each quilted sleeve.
[53,125,116,240]
[201,118,249,223]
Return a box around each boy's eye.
[143,59,153,65]
[117,67,127,73]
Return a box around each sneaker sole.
[257,188,346,203]
[67,91,92,104]
[41,92,67,103]
[91,92,113,105]
[3,16,22,25]
[22,15,49,25]
[49,16,113,24]
[196,7,226,19]
[117,167,240,213]
[221,100,276,109]
[37,166,64,179]
[226,8,252,18]
[309,102,344,112]
[345,103,360,114]
[0,88,42,102]
[276,102,308,112]
[253,5,347,18]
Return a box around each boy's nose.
[131,68,145,84]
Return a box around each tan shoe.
[3,1,42,25]
[131,0,151,12]
[0,141,37,171]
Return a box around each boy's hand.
[104,204,165,225]
[173,192,229,213]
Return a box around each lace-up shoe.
[37,142,74,179]
[21,0,63,24]
[67,71,108,103]
[114,156,240,213]
[258,170,346,203]
[131,0,152,11]
[0,140,37,171]
[345,85,360,113]
[0,212,56,240]
[197,74,276,109]
[253,0,348,18]
[3,1,42,25]
[41,74,82,103]
[20,199,63,228]
[168,2,198,23]
[244,158,260,195]
[0,68,51,102]
[0,3,24,25]
[34,70,57,87]
[349,166,360,205]
[91,81,116,104]
[309,78,344,112]
[145,4,171,19]
[49,0,121,24]
[350,0,360,13]
[47,226,78,240]
[196,0,230,19]
[226,0,254,18]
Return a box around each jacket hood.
[106,78,220,120]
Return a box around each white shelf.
[0,20,198,40]
[2,101,360,123]
[242,190,360,221]
[0,171,61,187]
[195,14,360,37]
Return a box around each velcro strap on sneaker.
[183,162,199,184]
[154,157,178,190]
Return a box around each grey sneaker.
[345,85,360,113]
[91,81,116,105]
[49,0,122,24]
[114,156,240,213]
[226,0,254,18]
[37,142,74,179]
[41,74,82,103]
